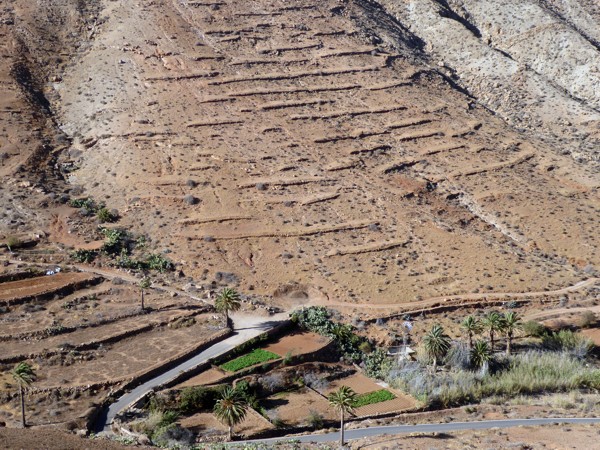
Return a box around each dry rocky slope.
[1,0,598,305]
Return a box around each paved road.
[244,417,600,445]
[96,313,288,432]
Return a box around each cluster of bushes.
[71,227,173,272]
[390,350,600,408]
[291,306,368,362]
[69,197,118,223]
[134,386,223,446]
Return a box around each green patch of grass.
[354,389,396,408]
[220,349,280,372]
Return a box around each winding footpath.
[95,313,288,432]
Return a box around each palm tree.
[213,386,247,441]
[11,362,36,427]
[461,315,481,350]
[139,276,151,310]
[482,311,504,352]
[422,324,451,371]
[328,385,357,449]
[215,288,241,326]
[502,311,522,355]
[470,340,491,373]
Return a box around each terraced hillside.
[1,0,599,307]
[0,267,223,427]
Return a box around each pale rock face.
[380,0,600,162]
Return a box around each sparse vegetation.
[71,248,97,263]
[541,330,594,358]
[390,351,600,408]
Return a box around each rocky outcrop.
[373,0,600,163]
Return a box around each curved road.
[96,313,288,432]
[244,417,600,445]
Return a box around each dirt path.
[311,277,599,313]
[0,271,98,303]
[525,304,600,321]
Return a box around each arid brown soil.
[1,0,598,308]
[349,422,600,450]
[0,0,599,445]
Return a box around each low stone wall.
[0,308,209,364]
[92,327,232,431]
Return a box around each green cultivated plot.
[221,349,280,372]
[354,389,396,408]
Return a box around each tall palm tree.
[11,362,36,428]
[139,276,151,311]
[483,311,504,352]
[461,315,481,350]
[215,288,241,326]
[328,385,357,449]
[213,386,247,441]
[422,324,451,371]
[502,311,522,355]
[470,340,491,373]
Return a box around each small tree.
[470,340,491,374]
[502,311,522,355]
[139,277,151,310]
[328,385,357,449]
[461,315,481,350]
[422,324,451,371]
[483,311,504,352]
[11,362,36,428]
[213,386,247,441]
[215,288,241,326]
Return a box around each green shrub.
[363,348,393,380]
[522,320,548,338]
[71,249,98,263]
[69,197,97,210]
[178,386,209,413]
[390,351,600,408]
[6,236,22,250]
[354,389,396,407]
[100,227,130,255]
[292,306,364,362]
[145,253,174,272]
[97,207,118,223]
[220,349,280,372]
[541,330,593,358]
[358,341,373,354]
[306,410,324,429]
[291,306,332,335]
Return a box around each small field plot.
[261,387,336,427]
[177,367,229,387]
[261,330,330,357]
[0,272,98,304]
[323,373,419,417]
[32,314,222,388]
[180,409,274,438]
[220,349,280,373]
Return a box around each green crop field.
[220,348,281,372]
[354,389,396,408]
